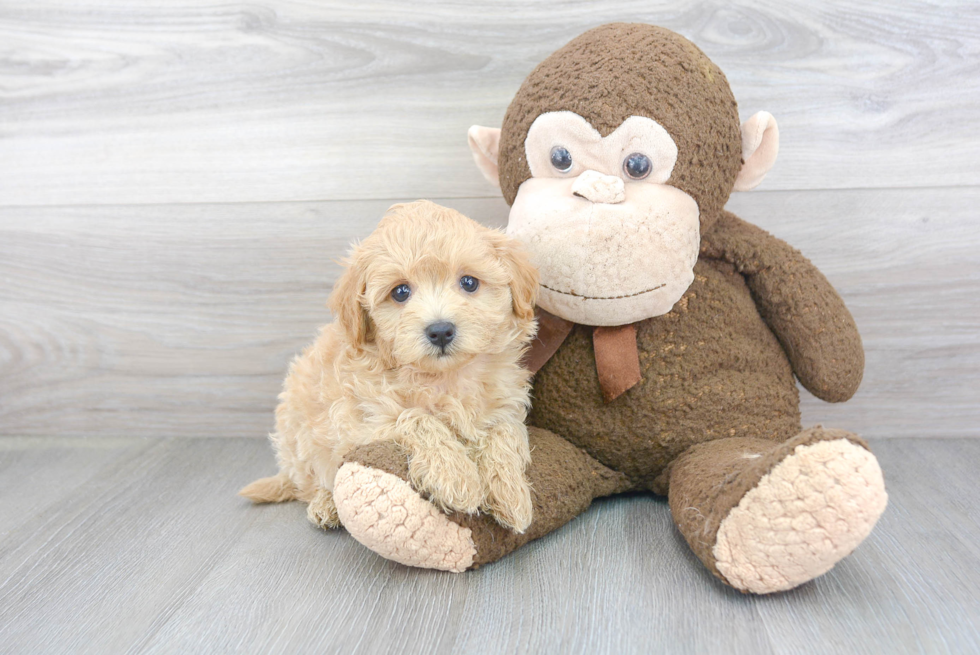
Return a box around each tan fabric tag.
[593,324,642,402]
[523,308,574,374]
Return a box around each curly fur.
[240,200,540,533]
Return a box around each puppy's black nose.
[425,321,456,349]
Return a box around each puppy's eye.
[390,284,411,303]
[550,146,572,172]
[623,152,652,180]
[459,276,479,293]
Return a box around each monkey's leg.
[333,427,631,572]
[667,427,887,594]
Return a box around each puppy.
[240,200,539,533]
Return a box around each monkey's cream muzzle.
[508,176,699,326]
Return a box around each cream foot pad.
[333,462,477,572]
[714,439,888,594]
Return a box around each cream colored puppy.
[241,200,539,533]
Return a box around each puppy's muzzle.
[425,321,456,350]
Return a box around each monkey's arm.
[701,211,864,402]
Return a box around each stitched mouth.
[539,282,666,300]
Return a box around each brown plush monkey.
[332,23,887,594]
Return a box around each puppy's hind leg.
[307,488,342,529]
[240,472,297,503]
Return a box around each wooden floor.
[0,436,977,654]
[2,2,980,653]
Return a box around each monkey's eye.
[550,146,573,172]
[390,284,411,303]
[459,275,479,293]
[624,153,652,180]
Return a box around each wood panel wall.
[1,1,978,438]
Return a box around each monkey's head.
[468,24,779,326]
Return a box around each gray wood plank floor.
[0,436,977,654]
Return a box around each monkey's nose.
[425,321,456,349]
[571,170,626,204]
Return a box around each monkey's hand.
[701,212,864,402]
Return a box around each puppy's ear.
[328,247,371,347]
[487,231,539,324]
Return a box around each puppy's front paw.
[409,447,484,515]
[307,489,341,529]
[484,475,533,534]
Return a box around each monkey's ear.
[733,111,779,192]
[467,126,502,188]
[328,249,371,348]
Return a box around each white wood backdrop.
[1,0,978,439]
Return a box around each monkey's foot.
[334,430,631,572]
[713,435,887,594]
[333,445,477,573]
[669,427,888,594]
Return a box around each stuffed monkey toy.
[331,23,887,594]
